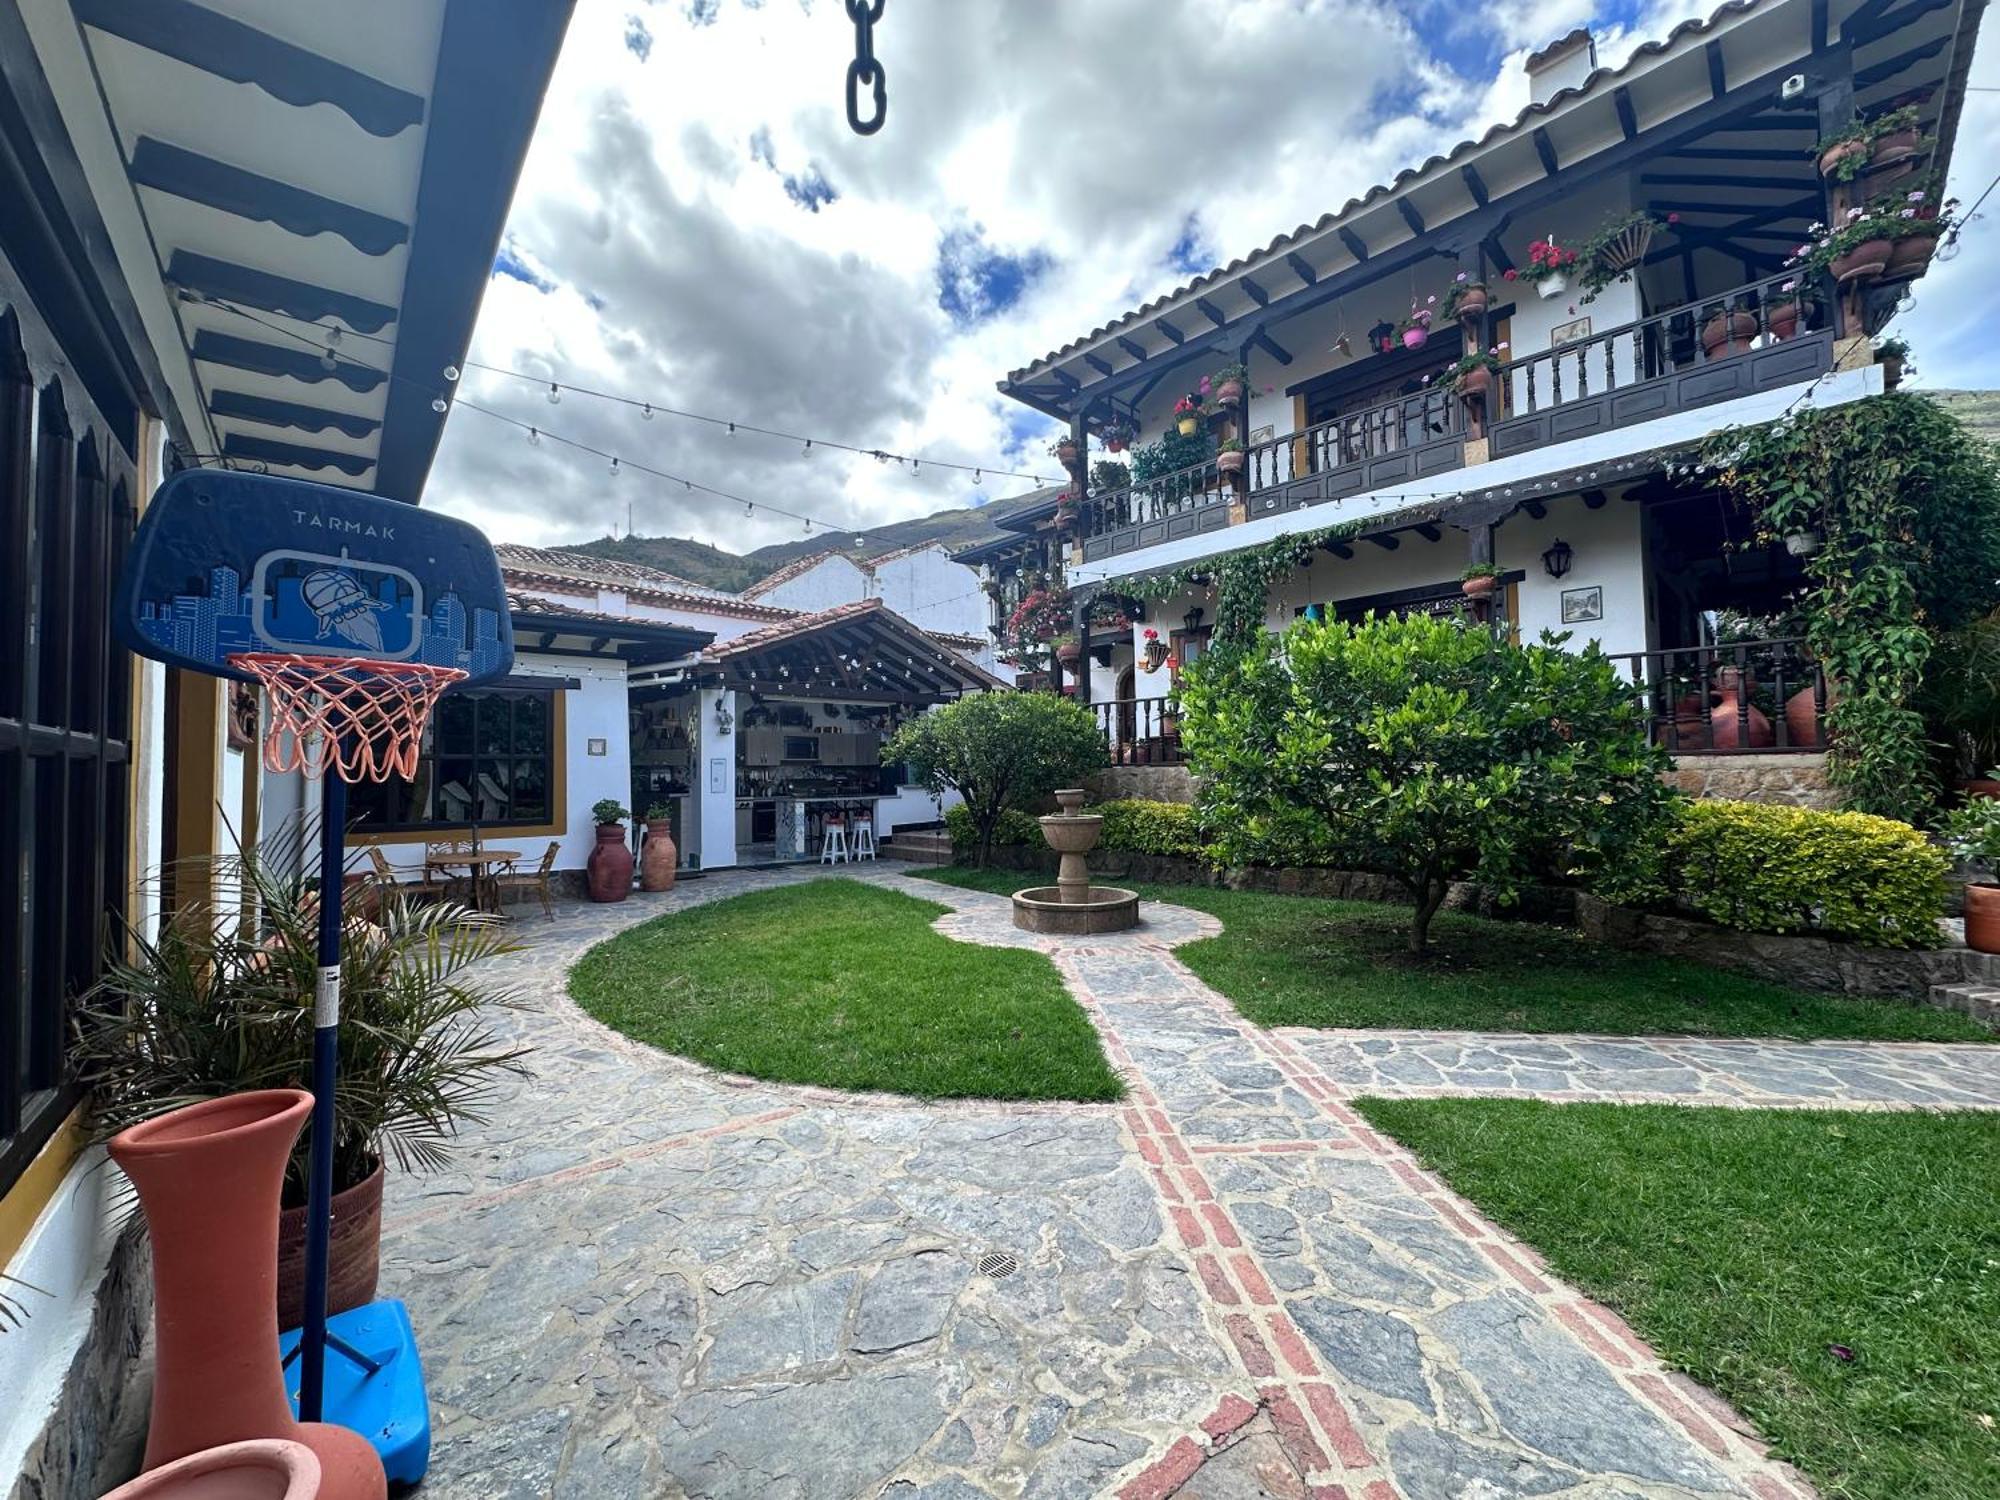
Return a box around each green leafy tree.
[884,693,1108,866]
[1179,612,1676,956]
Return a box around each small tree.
[884,692,1108,866]
[1179,612,1675,956]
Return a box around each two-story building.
[980,0,1982,803]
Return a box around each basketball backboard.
[115,470,514,685]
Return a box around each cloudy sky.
[424,0,2000,554]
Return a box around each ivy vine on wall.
[1699,393,2000,825]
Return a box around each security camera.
[1780,73,1807,101]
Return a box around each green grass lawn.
[911,866,1992,1042]
[1358,1100,2000,1500]
[569,878,1121,1101]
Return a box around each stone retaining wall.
[1662,752,1835,808]
[1085,765,1196,805]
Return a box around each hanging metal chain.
[845,0,885,135]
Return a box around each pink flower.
[1908,190,1926,203]
[1781,279,1797,292]
[1455,271,1468,283]
[1901,208,1917,218]
[1497,341,1509,350]
[1667,212,1680,224]
[1426,294,1437,304]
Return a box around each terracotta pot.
[1176,416,1198,437]
[1056,440,1078,467]
[1216,449,1245,475]
[1456,366,1493,403]
[1882,353,1905,390]
[1401,327,1428,350]
[641,818,678,892]
[1830,237,1892,284]
[1700,310,1757,359]
[276,1164,382,1332]
[108,1091,386,1498]
[1783,684,1825,748]
[1766,300,1801,340]
[100,1439,322,1500]
[1886,233,1936,277]
[1461,575,1498,599]
[1818,138,1868,179]
[1964,884,2000,954]
[1870,125,1920,168]
[1962,779,2000,801]
[1666,694,1711,751]
[1106,437,1125,453]
[1214,379,1243,405]
[587,822,633,902]
[1708,687,1776,750]
[1453,287,1488,323]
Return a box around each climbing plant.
[1699,393,2000,824]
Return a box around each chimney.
[1525,29,1598,106]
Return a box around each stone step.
[882,828,952,859]
[1926,983,2000,1027]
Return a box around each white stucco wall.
[747,553,869,614]
[868,547,987,639]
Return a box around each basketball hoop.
[230,653,467,782]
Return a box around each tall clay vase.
[641,818,678,892]
[100,1438,320,1500]
[587,822,633,902]
[1965,885,2000,954]
[108,1090,386,1500]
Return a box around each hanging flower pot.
[1055,639,1081,666]
[1176,415,1198,436]
[1401,325,1429,350]
[1700,309,1758,359]
[1051,437,1079,469]
[1817,138,1869,180]
[1445,281,1488,325]
[1215,379,1243,405]
[1829,237,1893,283]
[1886,232,1937,278]
[1141,630,1168,674]
[1536,271,1568,299]
[1870,123,1921,169]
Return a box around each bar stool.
[820,815,848,864]
[850,813,876,861]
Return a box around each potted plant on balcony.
[1790,206,1898,286]
[1216,437,1247,484]
[1101,418,1135,454]
[1441,272,1488,326]
[1521,236,1578,298]
[73,842,528,1329]
[1211,362,1249,406]
[1050,434,1079,470]
[1575,209,1677,303]
[1699,299,1760,359]
[1054,633,1081,668]
[1399,302,1435,350]
[1173,394,1204,437]
[1867,104,1925,171]
[1053,490,1079,530]
[1444,348,1506,408]
[1874,335,1913,390]
[1460,562,1501,600]
[1884,182,1958,280]
[1942,797,2000,952]
[1813,118,1875,182]
[1140,626,1169,674]
[1762,279,1807,341]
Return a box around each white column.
[694,686,737,871]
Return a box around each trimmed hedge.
[1662,800,1947,949]
[945,804,1042,857]
[1095,799,1208,858]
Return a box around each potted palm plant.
[73,842,527,1328]
[1942,798,2000,953]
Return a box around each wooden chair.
[493,840,560,919]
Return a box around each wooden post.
[1817,69,1858,338]
[1072,589,1091,706]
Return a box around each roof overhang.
[1001,0,1983,418]
[7,0,572,500]
[508,598,714,665]
[700,598,1006,703]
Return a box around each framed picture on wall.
[1248,424,1274,444]
[1560,585,1603,624]
[1551,315,1593,347]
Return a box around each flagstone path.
[383,866,1998,1500]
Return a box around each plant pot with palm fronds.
[73,840,529,1327]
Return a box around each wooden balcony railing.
[1610,638,1828,755]
[1091,697,1186,765]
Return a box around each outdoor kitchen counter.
[773,794,883,859]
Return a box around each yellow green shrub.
[1094,799,1209,859]
[1664,800,1947,948]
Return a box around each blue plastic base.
[281,1299,431,1485]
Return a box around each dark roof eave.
[508,609,713,656]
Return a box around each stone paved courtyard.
[382,866,2000,1499]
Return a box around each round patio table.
[423,849,522,914]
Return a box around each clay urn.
[108,1091,386,1500]
[1708,670,1775,751]
[1461,574,1498,600]
[1965,885,2000,954]
[1214,379,1244,406]
[99,1439,321,1500]
[1456,366,1494,404]
[1700,309,1757,359]
[587,822,633,902]
[641,817,678,892]
[1765,300,1801,340]
[1784,683,1828,749]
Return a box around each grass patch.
[1357,1099,2000,1500]
[569,878,1121,1102]
[911,866,1992,1042]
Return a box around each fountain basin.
[1011,884,1140,934]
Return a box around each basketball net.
[229,652,467,782]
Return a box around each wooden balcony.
[1076,273,1838,566]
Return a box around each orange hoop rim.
[227,651,470,783]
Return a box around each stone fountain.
[1011,789,1141,934]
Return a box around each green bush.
[1663,800,1947,948]
[945,803,1042,857]
[1094,799,1208,858]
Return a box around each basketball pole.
[300,768,348,1423]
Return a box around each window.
[348,684,557,833]
[2,334,134,1195]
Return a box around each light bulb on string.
[973,469,982,485]
[641,403,654,420]
[527,427,541,446]
[609,456,620,477]
[442,364,460,382]
[431,396,447,413]
[547,382,561,405]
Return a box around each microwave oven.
[783,735,820,762]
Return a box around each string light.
[641,403,653,420]
[527,427,541,446]
[431,396,447,413]
[442,364,460,382]
[609,456,620,477]
[546,382,561,405]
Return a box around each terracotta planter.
[1455,366,1494,404]
[100,1439,322,1500]
[1214,379,1244,406]
[1708,687,1776,751]
[1870,125,1920,168]
[1818,138,1868,179]
[1666,694,1710,751]
[1453,287,1488,324]
[1886,233,1936,278]
[1056,641,1081,666]
[587,822,633,902]
[1461,575,1498,600]
[1216,450,1245,476]
[108,1091,386,1498]
[641,818,678,892]
[1700,310,1757,359]
[1176,416,1198,437]
[1401,327,1428,351]
[1962,779,2000,801]
[276,1164,382,1332]
[1964,884,2000,954]
[1055,441,1078,468]
[1882,353,1905,390]
[1783,684,1825,748]
[1829,237,1892,284]
[1766,300,1801,340]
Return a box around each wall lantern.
[1183,606,1207,634]
[714,699,735,736]
[1541,538,1573,579]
